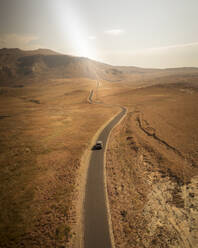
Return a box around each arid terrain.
[103,82,198,247]
[0,48,198,247]
[0,76,121,247]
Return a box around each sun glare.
[54,1,97,59]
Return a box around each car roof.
[96,140,102,144]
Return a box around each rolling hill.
[1,48,198,87]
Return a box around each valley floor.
[104,83,198,248]
[0,73,198,248]
[0,78,118,248]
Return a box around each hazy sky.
[0,0,198,68]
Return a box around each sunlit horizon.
[0,0,198,68]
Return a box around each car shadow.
[91,145,102,150]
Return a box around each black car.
[95,141,103,149]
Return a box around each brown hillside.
[1,48,198,88]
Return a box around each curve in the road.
[88,90,94,103]
[84,98,126,248]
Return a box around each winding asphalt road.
[88,90,94,103]
[84,87,126,248]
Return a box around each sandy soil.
[1,49,198,248]
[105,83,198,248]
[0,78,118,247]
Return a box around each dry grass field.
[104,81,198,248]
[1,48,198,248]
[0,77,118,248]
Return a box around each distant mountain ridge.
[0,48,60,55]
[0,48,198,86]
[0,48,97,84]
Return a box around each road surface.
[88,90,94,103]
[84,107,126,248]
